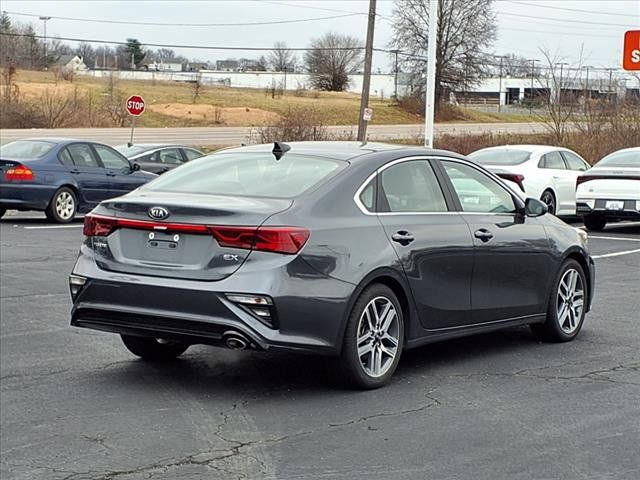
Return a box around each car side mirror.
[130,162,140,172]
[524,197,548,217]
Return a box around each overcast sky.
[3,0,639,76]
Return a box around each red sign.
[623,30,640,71]
[126,95,145,116]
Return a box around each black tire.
[45,187,77,224]
[531,259,587,342]
[121,334,189,361]
[583,215,606,232]
[540,190,556,215]
[335,284,405,389]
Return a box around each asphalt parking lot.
[1,213,639,480]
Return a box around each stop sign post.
[126,95,145,145]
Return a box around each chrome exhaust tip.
[223,332,249,350]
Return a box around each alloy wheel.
[541,191,555,214]
[56,191,75,220]
[557,268,584,334]
[357,296,400,378]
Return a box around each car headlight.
[576,228,588,245]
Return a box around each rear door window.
[158,148,184,164]
[539,151,567,169]
[182,148,203,161]
[58,148,75,166]
[67,143,100,168]
[379,160,448,213]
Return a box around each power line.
[498,11,637,27]
[498,26,619,39]
[502,0,634,18]
[255,0,394,23]
[2,10,360,27]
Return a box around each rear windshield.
[468,149,531,166]
[0,140,56,160]
[115,145,152,157]
[143,152,345,198]
[597,150,639,168]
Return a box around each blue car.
[0,139,157,223]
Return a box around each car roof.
[473,144,573,155]
[117,143,188,149]
[219,141,459,162]
[11,138,110,146]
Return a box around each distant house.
[54,55,87,71]
[142,61,183,72]
[184,62,208,72]
[216,59,239,71]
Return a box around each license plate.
[605,200,624,210]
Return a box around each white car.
[468,145,591,216]
[576,147,640,231]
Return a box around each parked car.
[0,139,156,223]
[576,147,640,231]
[69,142,595,389]
[468,145,591,216]
[115,144,204,174]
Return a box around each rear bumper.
[0,183,56,211]
[576,200,640,221]
[70,246,354,355]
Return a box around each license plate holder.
[605,200,624,210]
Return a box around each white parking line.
[23,225,83,230]
[589,235,640,243]
[592,248,640,259]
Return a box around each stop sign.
[126,95,145,116]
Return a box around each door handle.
[106,171,117,177]
[552,175,560,179]
[70,169,80,174]
[391,231,415,245]
[474,229,494,242]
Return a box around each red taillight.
[4,164,34,181]
[209,226,310,254]
[577,174,640,187]
[576,176,587,187]
[496,173,525,192]
[83,214,117,236]
[83,214,310,255]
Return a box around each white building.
[53,55,87,71]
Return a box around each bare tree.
[489,53,540,78]
[304,32,363,91]
[191,72,204,104]
[268,41,296,72]
[390,0,497,106]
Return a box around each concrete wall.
[78,69,405,98]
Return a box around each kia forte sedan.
[69,142,595,389]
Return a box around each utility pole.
[582,65,592,102]
[607,68,614,103]
[424,0,438,148]
[528,59,538,114]
[391,49,399,99]
[357,0,377,143]
[497,56,504,113]
[131,52,135,70]
[555,62,568,105]
[39,16,51,69]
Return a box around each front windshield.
[468,149,531,166]
[597,150,639,168]
[0,140,56,160]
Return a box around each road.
[1,213,639,480]
[0,122,549,146]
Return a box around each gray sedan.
[115,144,204,174]
[69,142,595,389]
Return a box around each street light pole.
[424,0,438,148]
[39,16,51,69]
[497,56,504,113]
[392,49,399,99]
[556,62,568,105]
[357,0,377,143]
[528,59,538,115]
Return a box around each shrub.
[255,106,329,142]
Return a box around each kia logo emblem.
[148,206,169,220]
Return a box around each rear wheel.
[540,190,556,215]
[583,215,606,232]
[531,259,587,342]
[45,187,77,223]
[121,335,189,361]
[335,284,404,389]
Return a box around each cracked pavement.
[1,216,639,480]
